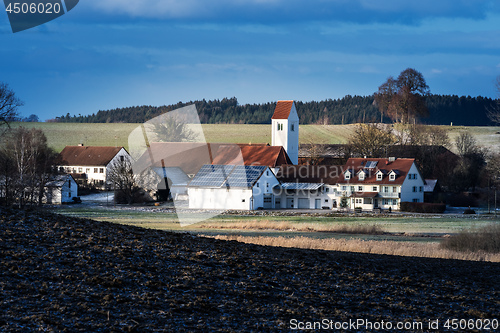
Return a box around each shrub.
[441,224,500,253]
[400,202,446,213]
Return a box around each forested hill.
[55,95,497,126]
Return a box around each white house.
[337,158,425,211]
[274,165,341,209]
[44,174,78,204]
[187,165,280,210]
[272,101,299,165]
[57,145,130,188]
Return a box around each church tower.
[271,100,299,165]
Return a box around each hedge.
[400,202,446,213]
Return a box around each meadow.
[11,122,500,153]
[55,205,500,262]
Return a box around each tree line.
[54,95,497,126]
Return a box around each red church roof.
[271,100,294,120]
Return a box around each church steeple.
[271,101,299,165]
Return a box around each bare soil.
[1,207,499,332]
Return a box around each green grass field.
[10,122,500,153]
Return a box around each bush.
[441,224,500,253]
[400,202,446,213]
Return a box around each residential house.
[337,158,425,210]
[57,145,130,189]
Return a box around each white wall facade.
[400,163,425,203]
[44,176,78,204]
[188,166,280,210]
[271,103,299,165]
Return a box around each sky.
[1,0,500,121]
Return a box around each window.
[94,168,98,173]
[291,124,295,131]
[413,198,419,203]
[325,188,330,193]
[325,199,329,202]
[350,186,355,192]
[99,168,104,173]
[263,197,272,203]
[359,172,365,181]
[393,186,397,193]
[372,186,377,191]
[120,155,124,162]
[256,183,260,188]
[358,186,363,191]
[86,168,90,173]
[389,173,395,181]
[242,199,246,202]
[412,186,417,192]
[384,186,389,193]
[355,198,362,204]
[419,186,423,192]
[342,186,347,191]
[78,167,82,173]
[392,199,398,205]
[377,173,383,181]
[266,183,269,188]
[344,172,351,180]
[266,170,269,176]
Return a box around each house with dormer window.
[337,157,424,211]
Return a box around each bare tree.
[487,75,500,124]
[1,127,55,207]
[151,116,197,143]
[348,123,396,158]
[0,82,23,128]
[374,68,430,124]
[455,132,478,156]
[108,156,144,204]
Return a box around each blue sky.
[1,0,500,121]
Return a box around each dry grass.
[441,224,500,254]
[203,235,500,262]
[198,220,384,235]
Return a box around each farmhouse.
[43,174,78,204]
[338,158,425,210]
[57,145,130,189]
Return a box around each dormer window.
[344,170,351,180]
[376,171,383,181]
[389,173,396,181]
[358,171,365,181]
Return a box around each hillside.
[54,95,497,126]
[10,122,500,154]
[1,207,499,331]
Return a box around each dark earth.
[1,207,499,332]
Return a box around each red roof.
[212,144,292,167]
[271,100,294,120]
[339,158,416,185]
[134,142,292,176]
[58,146,125,167]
